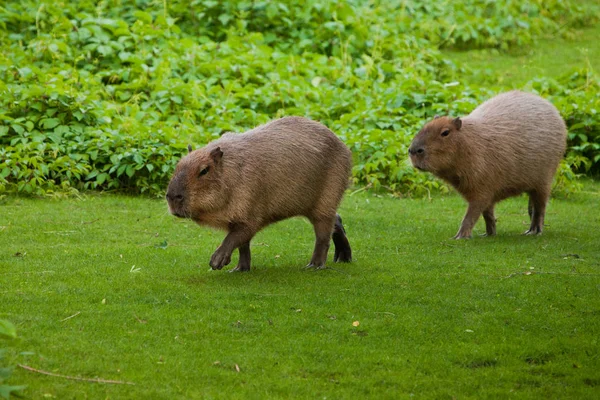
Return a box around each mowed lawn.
[444,15,600,88]
[2,180,599,399]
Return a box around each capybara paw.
[524,228,542,235]
[305,262,326,270]
[334,248,352,263]
[479,232,496,237]
[209,251,231,270]
[453,232,472,240]
[230,263,251,273]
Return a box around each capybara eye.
[441,129,450,137]
[199,167,210,177]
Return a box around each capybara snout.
[407,146,424,156]
[166,174,188,218]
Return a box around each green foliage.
[0,0,599,196]
[403,0,600,50]
[0,322,16,341]
[0,321,26,400]
[533,70,600,175]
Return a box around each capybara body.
[166,116,353,271]
[409,90,567,238]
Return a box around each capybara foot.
[332,214,352,263]
[210,249,232,270]
[479,232,496,237]
[453,232,472,240]
[305,262,326,270]
[524,227,542,235]
[484,225,497,237]
[230,263,250,272]
[334,247,352,263]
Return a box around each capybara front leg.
[525,190,548,235]
[332,214,352,262]
[306,217,334,269]
[230,241,251,272]
[210,224,255,270]
[482,204,497,237]
[454,201,487,239]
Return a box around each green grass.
[445,22,600,88]
[2,181,600,398]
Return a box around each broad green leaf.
[96,173,108,185]
[0,385,27,400]
[0,320,16,339]
[40,118,60,130]
[10,125,24,135]
[0,367,13,380]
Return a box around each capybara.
[166,116,353,271]
[408,90,567,239]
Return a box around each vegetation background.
[1,0,600,399]
[1,0,599,197]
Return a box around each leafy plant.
[0,320,26,400]
[0,0,599,197]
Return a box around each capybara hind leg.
[230,241,251,272]
[306,217,335,269]
[525,190,549,235]
[454,201,487,239]
[481,205,497,237]
[332,214,352,262]
[210,224,256,270]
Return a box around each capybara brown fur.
[408,90,567,239]
[166,116,353,271]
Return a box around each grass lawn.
[1,180,599,398]
[444,21,600,88]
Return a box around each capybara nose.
[408,147,424,156]
[166,192,183,202]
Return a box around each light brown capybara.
[408,90,567,239]
[166,116,353,271]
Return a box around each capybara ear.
[434,115,440,119]
[210,147,224,164]
[453,117,462,130]
[187,144,193,154]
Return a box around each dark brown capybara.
[408,90,567,239]
[166,116,353,271]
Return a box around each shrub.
[0,1,598,196]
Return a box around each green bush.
[0,0,599,196]
[399,0,600,50]
[532,70,600,175]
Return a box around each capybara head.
[408,116,462,174]
[166,145,226,219]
